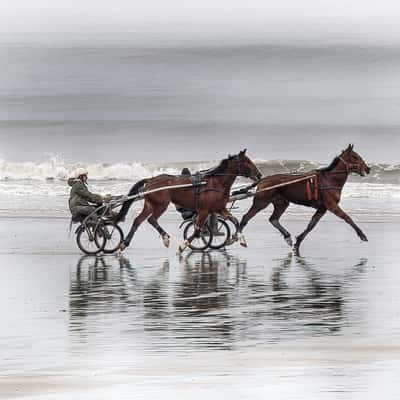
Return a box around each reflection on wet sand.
[170,251,247,349]
[267,255,368,336]
[69,252,368,351]
[69,255,139,337]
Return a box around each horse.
[238,144,370,255]
[116,150,262,252]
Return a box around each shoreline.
[1,210,400,222]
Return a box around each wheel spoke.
[209,219,230,249]
[98,223,124,253]
[77,223,104,255]
[183,222,212,251]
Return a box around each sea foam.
[1,157,400,184]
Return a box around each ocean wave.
[1,157,400,185]
[0,157,212,182]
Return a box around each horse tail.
[115,178,149,222]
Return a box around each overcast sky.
[1,1,400,43]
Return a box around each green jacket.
[68,178,103,210]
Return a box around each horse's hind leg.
[120,201,152,250]
[269,199,292,246]
[294,207,327,255]
[147,204,170,247]
[218,208,247,247]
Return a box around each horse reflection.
[169,251,247,349]
[68,252,369,349]
[264,254,368,336]
[176,250,247,312]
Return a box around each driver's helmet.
[71,167,88,179]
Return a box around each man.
[175,168,195,220]
[68,167,112,221]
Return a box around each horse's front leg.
[219,208,247,247]
[178,209,209,253]
[239,196,270,234]
[325,200,368,242]
[120,202,152,250]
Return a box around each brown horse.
[238,145,370,255]
[116,150,261,252]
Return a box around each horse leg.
[120,201,152,250]
[294,207,327,255]
[269,199,292,247]
[325,201,368,242]
[178,209,209,253]
[220,208,247,247]
[147,204,171,248]
[239,197,270,233]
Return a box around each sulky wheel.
[183,221,213,251]
[76,222,105,255]
[95,222,124,254]
[208,217,231,250]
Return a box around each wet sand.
[1,214,400,399]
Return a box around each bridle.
[206,155,260,182]
[235,155,262,182]
[322,156,364,176]
[235,155,248,178]
[338,156,363,175]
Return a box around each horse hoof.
[285,236,293,247]
[178,240,189,253]
[238,233,247,248]
[162,234,170,248]
[225,238,235,246]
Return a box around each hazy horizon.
[1,1,400,45]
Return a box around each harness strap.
[201,188,225,193]
[339,156,349,173]
[306,176,318,201]
[255,174,316,194]
[312,175,319,200]
[193,172,202,211]
[119,182,207,204]
[319,186,343,190]
[306,180,312,201]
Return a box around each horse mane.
[202,157,231,176]
[318,156,340,172]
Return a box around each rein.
[255,174,316,194]
[254,172,344,196]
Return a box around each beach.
[1,212,400,399]
[2,31,400,399]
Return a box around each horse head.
[229,149,262,182]
[340,144,370,176]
